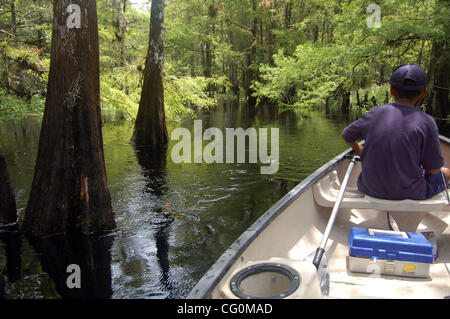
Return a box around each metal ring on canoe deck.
[230,263,301,299]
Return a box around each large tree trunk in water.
[0,145,17,224]
[132,0,168,147]
[21,0,116,236]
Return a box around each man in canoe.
[342,63,450,200]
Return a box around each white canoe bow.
[188,136,450,299]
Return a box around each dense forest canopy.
[0,0,448,123]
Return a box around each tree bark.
[11,0,17,36]
[21,0,116,236]
[356,90,361,108]
[245,0,258,106]
[112,0,128,66]
[226,26,239,95]
[120,0,128,66]
[267,0,276,65]
[341,88,351,115]
[284,0,293,29]
[0,145,17,224]
[426,40,449,121]
[132,0,168,147]
[203,1,216,78]
[231,60,239,95]
[204,40,212,77]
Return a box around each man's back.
[343,102,443,200]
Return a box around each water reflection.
[0,225,21,284]
[1,101,353,298]
[26,233,114,299]
[134,145,175,298]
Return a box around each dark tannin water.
[0,98,350,298]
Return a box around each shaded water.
[0,98,350,298]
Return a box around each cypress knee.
[21,0,116,236]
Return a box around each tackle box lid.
[348,227,434,264]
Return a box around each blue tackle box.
[348,228,435,278]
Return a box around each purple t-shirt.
[343,103,443,200]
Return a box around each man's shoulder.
[388,103,437,127]
[371,103,398,113]
[361,103,391,116]
[410,109,438,130]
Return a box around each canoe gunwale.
[187,135,450,299]
[440,134,450,145]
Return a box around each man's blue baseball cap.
[390,63,428,91]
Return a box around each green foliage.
[100,78,139,119]
[165,75,227,121]
[253,0,449,111]
[0,0,223,122]
[100,63,225,121]
[1,0,448,120]
[0,89,45,117]
[254,44,351,108]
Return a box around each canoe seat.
[313,170,450,212]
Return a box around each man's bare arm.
[342,134,363,156]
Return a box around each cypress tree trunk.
[204,40,212,78]
[284,0,293,29]
[426,40,449,121]
[121,0,128,66]
[11,0,17,36]
[132,0,168,147]
[341,89,351,115]
[0,145,17,224]
[267,0,276,65]
[21,0,116,236]
[203,0,217,79]
[245,0,258,107]
[112,0,128,66]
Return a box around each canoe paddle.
[440,172,450,206]
[312,155,360,295]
